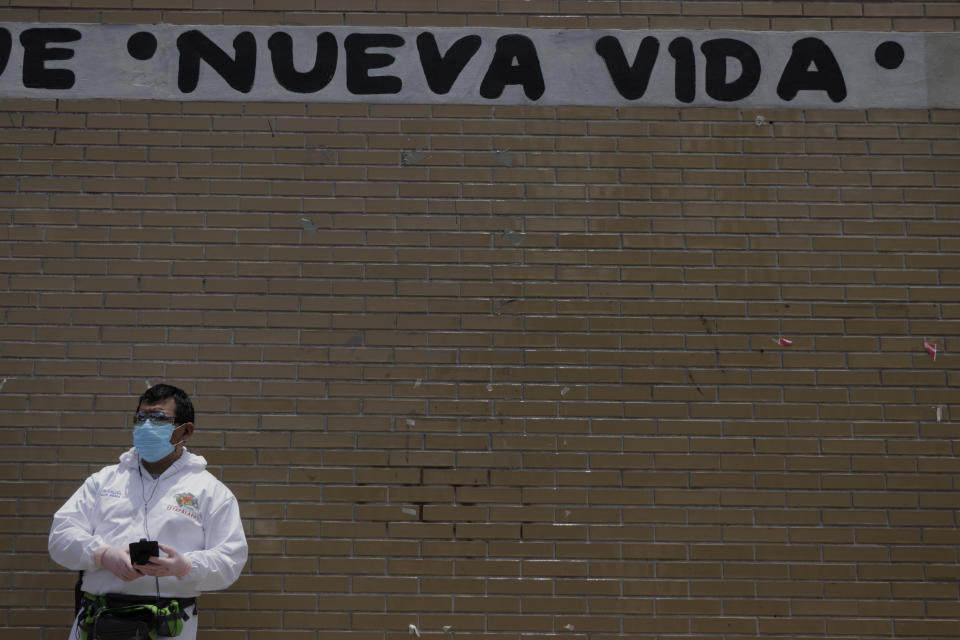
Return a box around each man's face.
[135,397,189,445]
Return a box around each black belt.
[83,592,197,609]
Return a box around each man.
[49,384,248,639]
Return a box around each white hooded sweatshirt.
[49,447,247,600]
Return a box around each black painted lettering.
[0,28,10,78]
[416,32,481,95]
[20,28,81,90]
[177,30,256,94]
[344,33,404,95]
[667,37,695,103]
[776,37,847,103]
[268,31,337,93]
[701,38,761,102]
[479,35,545,100]
[595,35,660,100]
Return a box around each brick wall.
[3,2,960,639]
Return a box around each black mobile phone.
[129,538,159,565]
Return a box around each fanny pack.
[79,592,196,640]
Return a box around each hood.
[118,446,208,475]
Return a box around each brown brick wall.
[3,2,960,639]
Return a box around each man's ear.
[180,422,195,443]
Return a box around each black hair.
[137,383,195,425]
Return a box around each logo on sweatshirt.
[175,492,199,510]
[167,492,200,521]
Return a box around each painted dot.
[127,32,158,61]
[875,41,905,70]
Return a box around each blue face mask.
[133,419,180,462]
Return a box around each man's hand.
[94,545,142,582]
[136,543,191,579]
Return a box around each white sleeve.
[48,477,105,571]
[180,493,247,592]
